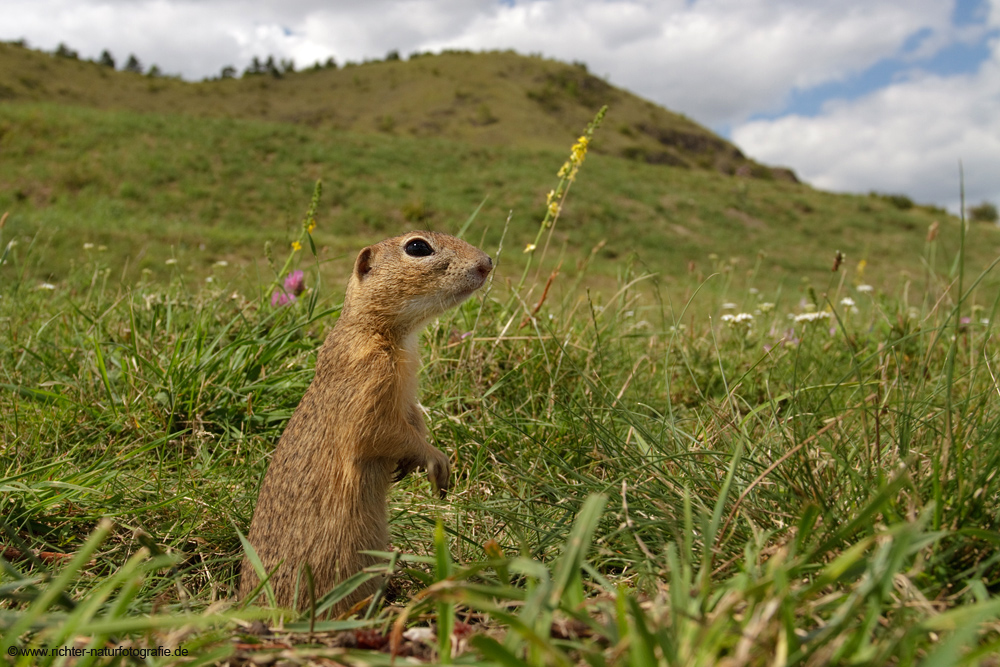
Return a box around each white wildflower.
[723,312,754,329]
[83,242,94,250]
[38,282,56,290]
[721,302,737,310]
[794,311,831,323]
[840,297,855,307]
[856,284,874,293]
[165,258,178,265]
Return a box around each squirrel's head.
[343,231,492,336]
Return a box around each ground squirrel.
[239,231,492,614]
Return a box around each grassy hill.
[1,38,998,304]
[2,102,997,304]
[0,40,787,176]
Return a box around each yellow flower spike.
[516,105,606,292]
[301,180,322,233]
[291,241,302,252]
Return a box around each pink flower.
[271,290,295,307]
[271,271,306,307]
[284,270,305,296]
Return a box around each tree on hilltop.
[55,42,79,59]
[124,54,143,73]
[244,56,263,76]
[265,55,281,78]
[969,201,998,223]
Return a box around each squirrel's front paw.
[393,456,420,482]
[424,447,450,498]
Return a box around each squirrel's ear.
[354,246,374,279]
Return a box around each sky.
[4,0,999,213]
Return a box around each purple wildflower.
[271,290,295,307]
[271,271,306,307]
[284,270,306,297]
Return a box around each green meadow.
[2,43,1000,665]
[3,102,997,301]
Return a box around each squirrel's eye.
[404,239,434,257]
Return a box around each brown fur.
[239,231,492,614]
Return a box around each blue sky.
[4,0,999,212]
[741,0,998,127]
[731,0,1000,212]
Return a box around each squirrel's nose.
[476,256,493,280]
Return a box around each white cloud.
[1,0,497,76]
[422,0,951,125]
[3,0,950,123]
[732,35,1000,211]
[5,0,243,76]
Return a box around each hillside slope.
[3,40,996,306]
[2,102,995,306]
[0,41,792,179]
